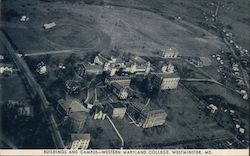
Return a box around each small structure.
[17,104,34,117]
[43,22,56,29]
[160,63,175,74]
[68,111,88,132]
[239,128,245,134]
[0,63,13,75]
[36,62,47,74]
[69,133,91,150]
[161,48,178,58]
[58,63,66,69]
[206,104,218,113]
[5,100,34,118]
[93,110,106,120]
[240,90,248,100]
[106,102,127,119]
[20,16,29,22]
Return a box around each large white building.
[151,62,180,90]
[127,102,167,128]
[151,72,180,90]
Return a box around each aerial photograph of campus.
[0,0,249,151]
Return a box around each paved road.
[181,78,222,85]
[106,115,124,149]
[0,30,65,148]
[0,133,17,149]
[25,47,95,56]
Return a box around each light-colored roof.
[71,133,90,141]
[154,72,180,79]
[58,98,88,113]
[69,111,88,121]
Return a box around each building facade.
[105,75,131,87]
[161,48,178,58]
[106,102,127,119]
[151,73,180,90]
[68,112,88,132]
[69,133,91,149]
[139,109,168,128]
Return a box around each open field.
[1,0,233,57]
[0,75,30,103]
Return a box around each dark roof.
[58,98,88,113]
[109,102,127,108]
[111,82,128,91]
[144,109,167,117]
[153,72,180,79]
[71,133,90,141]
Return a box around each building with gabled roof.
[105,75,131,87]
[108,82,129,100]
[76,63,103,76]
[56,98,89,116]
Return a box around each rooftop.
[69,111,88,121]
[58,98,88,113]
[111,82,128,91]
[71,133,91,141]
[109,102,127,108]
[80,63,103,71]
[144,109,167,118]
[153,72,180,79]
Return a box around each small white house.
[36,62,47,74]
[43,22,56,29]
[207,104,218,113]
[20,16,29,22]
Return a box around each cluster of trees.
[132,77,159,99]
[2,8,21,22]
